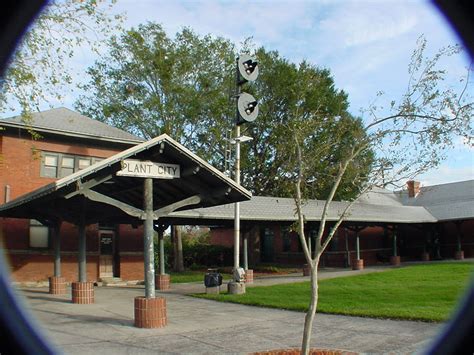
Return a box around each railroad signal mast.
[229,54,259,295]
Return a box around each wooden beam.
[80,189,144,219]
[64,175,113,199]
[154,195,201,218]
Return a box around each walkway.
[16,265,444,354]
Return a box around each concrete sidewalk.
[16,266,443,354]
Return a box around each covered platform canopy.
[0,134,251,225]
[0,134,251,321]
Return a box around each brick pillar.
[71,281,94,304]
[454,250,464,260]
[245,269,254,284]
[421,252,430,261]
[155,274,171,291]
[303,264,310,276]
[390,255,401,266]
[134,297,167,328]
[49,276,67,295]
[352,259,364,270]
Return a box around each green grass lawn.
[170,271,232,283]
[193,262,474,322]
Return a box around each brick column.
[454,250,464,260]
[421,252,430,261]
[352,259,364,270]
[390,255,401,266]
[303,264,310,276]
[71,281,94,304]
[245,269,253,284]
[49,276,67,295]
[155,274,170,290]
[134,297,167,328]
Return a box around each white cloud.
[419,165,474,186]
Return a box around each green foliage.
[241,49,374,200]
[76,23,236,166]
[1,0,123,117]
[194,262,474,322]
[77,25,372,200]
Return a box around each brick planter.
[390,256,401,266]
[421,252,430,262]
[303,264,310,276]
[455,250,464,260]
[71,281,94,304]
[352,259,364,270]
[245,269,254,284]
[134,296,167,328]
[49,276,67,295]
[155,274,171,290]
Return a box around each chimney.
[407,180,420,198]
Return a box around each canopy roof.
[0,134,251,225]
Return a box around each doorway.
[261,227,274,262]
[99,231,115,278]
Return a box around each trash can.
[204,269,222,294]
[204,269,222,287]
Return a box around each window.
[40,152,103,178]
[59,156,75,178]
[29,219,49,248]
[42,154,58,178]
[78,158,91,170]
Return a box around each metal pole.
[234,125,241,273]
[53,223,61,277]
[78,222,86,282]
[393,232,397,257]
[356,233,360,260]
[143,178,155,298]
[159,229,165,275]
[243,233,248,270]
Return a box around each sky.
[10,0,474,186]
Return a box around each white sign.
[117,160,180,179]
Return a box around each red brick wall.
[210,228,234,247]
[7,254,100,282]
[0,134,122,200]
[0,131,146,282]
[119,255,144,280]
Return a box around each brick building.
[168,181,474,268]
[0,108,146,283]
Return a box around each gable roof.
[398,180,474,221]
[0,107,144,145]
[0,134,251,225]
[166,180,474,225]
[166,192,437,225]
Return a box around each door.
[261,227,274,262]
[99,231,115,278]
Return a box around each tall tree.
[76,23,236,165]
[241,48,373,199]
[77,27,373,200]
[290,36,473,354]
[0,0,123,118]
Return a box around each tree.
[0,0,123,120]
[242,48,373,199]
[77,30,373,200]
[289,36,473,354]
[76,23,237,165]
